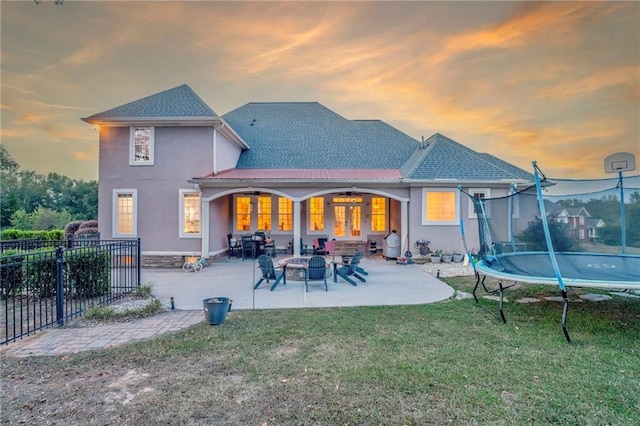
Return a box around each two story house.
[82,84,534,266]
[553,206,605,241]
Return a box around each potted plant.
[430,249,442,264]
[452,251,464,263]
[441,251,453,263]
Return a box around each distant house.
[82,84,535,266]
[587,218,606,241]
[552,206,605,241]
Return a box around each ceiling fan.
[240,190,262,197]
[334,191,363,197]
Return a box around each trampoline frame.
[459,162,639,343]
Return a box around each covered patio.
[145,255,455,311]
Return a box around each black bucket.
[203,297,231,325]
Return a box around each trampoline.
[459,158,640,342]
[476,252,640,290]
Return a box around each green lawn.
[2,276,639,425]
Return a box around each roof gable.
[222,102,419,169]
[400,133,533,181]
[83,84,217,122]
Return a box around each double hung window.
[113,189,137,238]
[180,190,201,237]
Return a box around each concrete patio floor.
[1,256,458,357]
[146,255,455,311]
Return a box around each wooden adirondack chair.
[333,252,366,286]
[254,255,286,291]
[304,255,329,292]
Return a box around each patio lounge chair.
[304,255,329,292]
[254,255,287,291]
[333,252,366,286]
[313,237,328,255]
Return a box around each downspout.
[212,126,218,175]
[401,201,408,258]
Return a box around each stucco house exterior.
[82,84,534,266]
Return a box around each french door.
[333,204,361,239]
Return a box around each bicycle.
[414,240,432,256]
[182,257,206,272]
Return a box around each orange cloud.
[536,66,640,99]
[429,2,623,66]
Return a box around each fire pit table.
[278,257,311,281]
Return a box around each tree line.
[555,192,640,247]
[1,146,97,230]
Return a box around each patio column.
[293,200,301,257]
[201,200,210,258]
[401,200,408,258]
[200,201,209,259]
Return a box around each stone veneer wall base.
[141,254,224,269]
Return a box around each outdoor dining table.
[329,241,365,263]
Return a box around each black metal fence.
[1,239,141,345]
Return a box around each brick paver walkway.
[0,310,204,358]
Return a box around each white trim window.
[278,197,292,231]
[422,188,459,225]
[180,189,201,238]
[113,189,137,238]
[468,188,490,219]
[371,197,386,232]
[309,197,325,232]
[129,127,154,165]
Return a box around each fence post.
[56,246,65,326]
[137,238,141,286]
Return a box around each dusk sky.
[2,1,638,181]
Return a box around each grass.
[2,276,639,425]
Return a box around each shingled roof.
[222,102,419,169]
[400,133,533,181]
[82,84,218,122]
[82,84,534,183]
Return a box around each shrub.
[0,251,24,298]
[20,249,57,298]
[64,221,83,240]
[74,227,99,236]
[135,283,154,298]
[0,229,63,241]
[46,229,64,240]
[0,229,20,240]
[78,220,98,230]
[65,249,111,298]
[518,217,580,252]
[1,246,112,300]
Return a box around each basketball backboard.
[604,152,636,173]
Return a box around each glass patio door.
[333,204,361,239]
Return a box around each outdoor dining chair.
[304,255,329,292]
[254,255,287,291]
[241,234,255,261]
[227,234,241,258]
[333,252,366,286]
